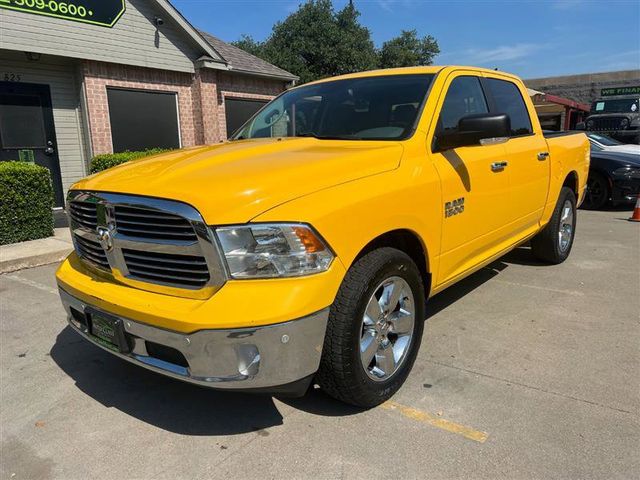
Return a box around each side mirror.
[575,122,586,131]
[436,113,511,151]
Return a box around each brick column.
[196,69,221,145]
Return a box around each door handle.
[537,151,549,161]
[491,161,508,171]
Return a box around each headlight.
[215,223,334,278]
[620,118,630,129]
[586,119,594,129]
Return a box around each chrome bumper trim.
[58,288,329,389]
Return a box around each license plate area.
[87,309,131,353]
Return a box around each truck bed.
[543,130,585,139]
[544,130,590,208]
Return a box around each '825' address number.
[11,0,92,18]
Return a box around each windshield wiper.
[295,132,356,140]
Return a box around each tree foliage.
[379,30,440,69]
[231,1,439,84]
[231,34,265,58]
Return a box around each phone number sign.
[0,0,126,28]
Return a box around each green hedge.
[0,161,54,245]
[90,148,171,173]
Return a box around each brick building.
[526,70,640,106]
[0,0,297,208]
[525,70,640,132]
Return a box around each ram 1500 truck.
[56,66,589,407]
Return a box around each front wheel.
[582,171,609,210]
[316,247,425,407]
[531,186,577,264]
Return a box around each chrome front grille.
[114,205,198,242]
[74,234,110,270]
[68,201,98,230]
[67,191,226,299]
[122,249,210,288]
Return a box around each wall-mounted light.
[153,17,164,49]
[25,52,41,62]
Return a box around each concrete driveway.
[1,208,638,479]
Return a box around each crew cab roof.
[301,65,523,87]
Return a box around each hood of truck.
[73,138,403,224]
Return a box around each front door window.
[0,94,47,148]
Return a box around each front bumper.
[59,287,329,390]
[612,176,640,204]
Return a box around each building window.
[107,88,181,152]
[225,97,268,138]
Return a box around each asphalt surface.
[1,208,639,480]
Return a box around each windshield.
[589,142,604,152]
[591,98,639,114]
[233,74,435,141]
[587,133,622,146]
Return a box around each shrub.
[0,161,54,245]
[90,148,171,173]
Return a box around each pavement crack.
[426,359,635,416]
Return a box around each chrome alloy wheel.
[360,276,415,381]
[558,199,574,253]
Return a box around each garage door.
[107,88,181,152]
[225,98,267,138]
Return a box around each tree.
[231,34,265,58]
[379,30,440,69]
[333,1,378,75]
[231,2,440,83]
[233,0,378,84]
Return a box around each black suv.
[580,95,640,144]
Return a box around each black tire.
[582,171,609,210]
[531,187,577,264]
[316,247,425,408]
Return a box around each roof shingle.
[198,30,298,81]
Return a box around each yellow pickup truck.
[56,66,589,407]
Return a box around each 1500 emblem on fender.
[445,197,465,218]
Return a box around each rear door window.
[485,78,533,136]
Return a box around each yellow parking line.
[381,401,488,443]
